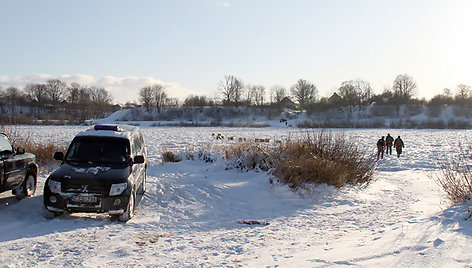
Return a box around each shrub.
[21,141,67,170]
[221,131,376,189]
[162,151,181,163]
[433,143,472,205]
[270,132,376,188]
[223,142,271,171]
[0,125,66,170]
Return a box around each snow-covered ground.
[1,126,472,267]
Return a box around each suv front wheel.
[138,172,146,195]
[119,193,135,222]
[14,173,37,200]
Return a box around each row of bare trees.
[0,79,115,121]
[214,73,468,109]
[429,84,472,106]
[5,74,467,122]
[212,74,418,110]
[215,75,318,109]
[138,73,471,114]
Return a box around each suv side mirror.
[133,155,145,164]
[16,147,25,154]
[54,152,64,161]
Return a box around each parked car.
[43,124,147,222]
[0,133,38,199]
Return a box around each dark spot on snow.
[237,220,269,226]
[433,238,444,247]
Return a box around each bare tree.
[139,86,154,111]
[89,87,113,117]
[25,83,47,117]
[64,83,91,120]
[164,97,179,107]
[46,79,67,108]
[25,83,47,104]
[183,95,213,107]
[151,84,167,113]
[253,85,265,107]
[443,88,452,98]
[218,75,244,106]
[5,87,20,116]
[245,84,254,106]
[78,87,91,121]
[454,84,471,101]
[353,79,372,106]
[67,82,84,104]
[270,85,286,112]
[89,87,112,104]
[337,81,359,109]
[392,74,416,103]
[272,86,286,104]
[338,79,372,110]
[290,79,318,108]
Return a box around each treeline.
[0,79,118,123]
[2,74,471,124]
[140,73,472,114]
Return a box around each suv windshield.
[65,138,130,165]
[0,135,13,154]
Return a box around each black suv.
[0,133,38,199]
[43,125,147,222]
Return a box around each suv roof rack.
[94,125,120,131]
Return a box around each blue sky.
[1,0,471,103]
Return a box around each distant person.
[394,136,405,158]
[377,136,386,160]
[385,133,394,155]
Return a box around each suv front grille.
[62,182,110,195]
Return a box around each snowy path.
[0,127,472,267]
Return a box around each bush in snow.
[23,142,67,170]
[162,151,181,163]
[221,131,376,188]
[269,132,376,188]
[434,143,472,205]
[1,125,67,170]
[223,142,271,171]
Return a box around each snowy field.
[1,126,472,267]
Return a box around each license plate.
[71,195,98,203]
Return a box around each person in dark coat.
[377,136,386,160]
[394,136,405,158]
[385,133,394,155]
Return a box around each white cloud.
[95,76,195,103]
[0,74,194,104]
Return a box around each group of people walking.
[377,133,404,160]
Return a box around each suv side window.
[138,133,144,148]
[131,135,142,156]
[131,136,137,157]
[0,135,13,153]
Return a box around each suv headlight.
[109,182,128,196]
[48,180,61,193]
